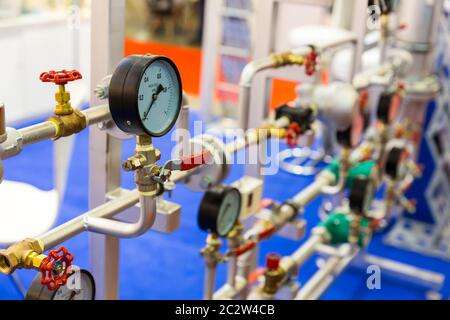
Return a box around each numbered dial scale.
[198,186,242,237]
[26,270,95,300]
[109,54,183,137]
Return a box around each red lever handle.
[40,246,74,291]
[286,122,301,148]
[180,150,212,171]
[40,69,82,85]
[305,51,318,76]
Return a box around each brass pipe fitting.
[380,14,389,39]
[55,84,74,116]
[262,254,286,296]
[123,135,161,195]
[48,109,87,140]
[270,52,306,68]
[201,234,225,268]
[0,238,45,274]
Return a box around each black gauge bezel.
[109,54,183,137]
[349,176,374,214]
[385,146,407,180]
[198,186,242,238]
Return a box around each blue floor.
[1,112,450,300]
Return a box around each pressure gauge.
[26,270,95,300]
[336,110,365,148]
[385,146,409,180]
[109,54,182,137]
[198,186,242,237]
[377,92,401,124]
[349,176,375,214]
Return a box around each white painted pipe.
[83,194,157,238]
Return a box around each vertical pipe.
[0,102,6,143]
[89,0,125,300]
[204,265,216,300]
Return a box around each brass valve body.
[48,109,87,140]
[262,266,286,296]
[0,238,45,274]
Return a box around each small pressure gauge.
[109,54,183,137]
[349,176,375,214]
[377,92,401,124]
[26,270,96,300]
[336,110,365,148]
[198,186,242,237]
[385,146,409,180]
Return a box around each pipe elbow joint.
[83,195,157,238]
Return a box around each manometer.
[109,54,182,137]
[336,110,365,148]
[349,176,375,214]
[26,269,96,300]
[385,146,409,180]
[198,186,242,237]
[377,92,401,124]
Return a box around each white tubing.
[83,194,157,238]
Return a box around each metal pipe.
[0,102,6,143]
[227,247,238,288]
[3,105,111,157]
[38,190,140,249]
[295,245,356,300]
[204,264,216,300]
[226,116,290,155]
[293,171,336,207]
[238,59,280,130]
[37,166,197,249]
[83,194,157,238]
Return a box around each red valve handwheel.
[305,51,318,76]
[40,69,83,85]
[286,122,301,148]
[40,246,74,291]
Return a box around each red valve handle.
[286,122,301,148]
[266,253,281,271]
[305,50,318,76]
[180,150,212,171]
[40,246,74,291]
[40,69,83,85]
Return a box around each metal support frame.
[89,0,125,300]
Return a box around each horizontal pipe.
[295,246,356,300]
[39,190,140,249]
[225,116,290,155]
[21,105,111,146]
[292,171,336,207]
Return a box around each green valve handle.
[320,213,371,248]
[325,160,378,190]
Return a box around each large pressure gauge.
[26,269,95,300]
[109,54,182,137]
[198,186,242,237]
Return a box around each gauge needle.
[68,290,77,300]
[143,84,165,121]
